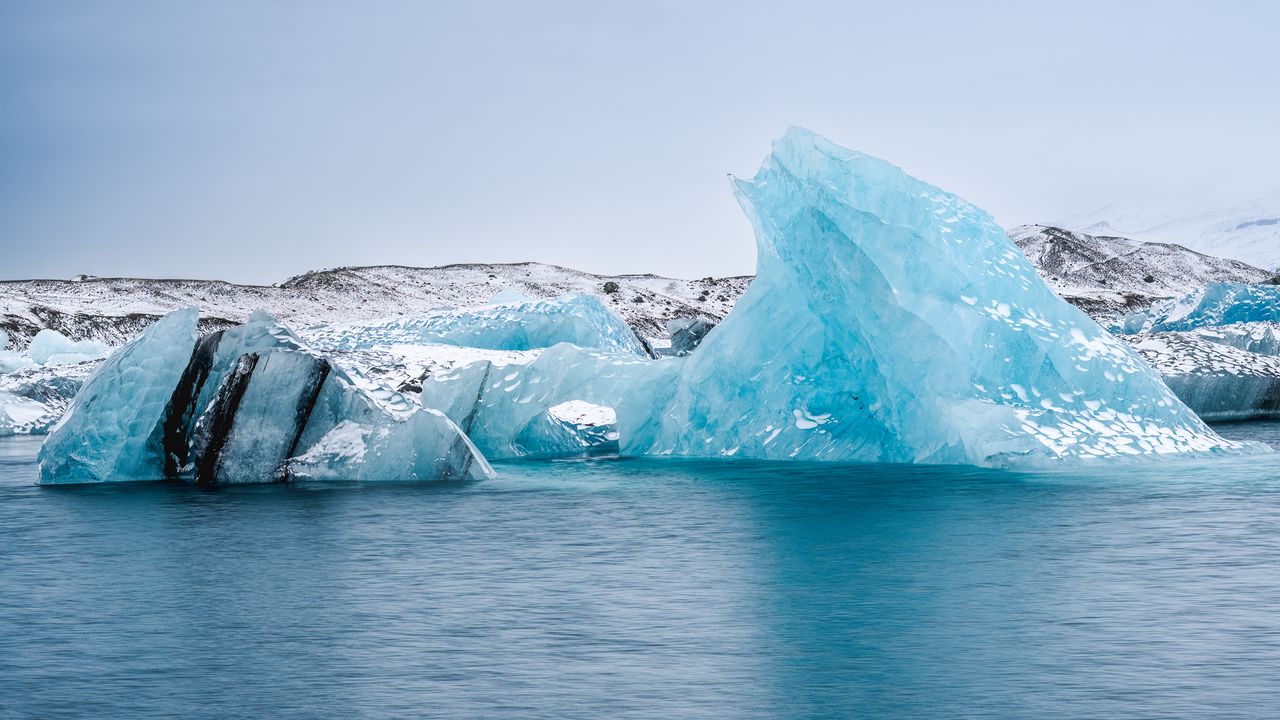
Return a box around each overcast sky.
[2,1,1277,283]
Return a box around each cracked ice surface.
[421,128,1262,465]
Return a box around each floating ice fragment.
[26,329,110,366]
[40,309,493,484]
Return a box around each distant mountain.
[1009,225,1272,324]
[1062,194,1280,272]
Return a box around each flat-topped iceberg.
[301,293,652,357]
[420,128,1261,465]
[1,391,51,436]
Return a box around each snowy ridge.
[0,263,750,349]
[3,229,1260,351]
[1010,225,1271,324]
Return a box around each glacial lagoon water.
[3,423,1280,719]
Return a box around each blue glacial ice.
[38,308,201,483]
[26,329,111,366]
[34,128,1266,478]
[1120,282,1280,333]
[1125,332,1280,421]
[0,328,109,373]
[419,128,1261,465]
[0,391,52,436]
[301,293,652,357]
[665,316,716,357]
[39,309,492,484]
[513,400,620,458]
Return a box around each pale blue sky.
[2,1,1277,282]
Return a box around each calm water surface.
[3,423,1280,719]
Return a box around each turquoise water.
[3,423,1280,719]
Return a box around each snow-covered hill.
[0,264,750,350]
[1063,194,1280,272]
[4,225,1280,436]
[4,228,1268,351]
[1010,225,1272,324]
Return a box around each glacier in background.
[34,128,1268,483]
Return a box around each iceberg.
[1125,332,1280,421]
[0,363,96,435]
[420,128,1259,465]
[0,351,34,375]
[33,129,1264,476]
[25,329,111,366]
[0,327,110,376]
[39,309,493,485]
[288,410,493,483]
[1120,282,1280,333]
[487,287,531,305]
[301,293,652,357]
[666,317,716,357]
[513,400,620,458]
[1182,322,1280,357]
[1,330,33,374]
[0,391,51,436]
[38,308,201,483]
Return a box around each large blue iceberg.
[39,309,493,484]
[1120,282,1280,333]
[419,128,1259,465]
